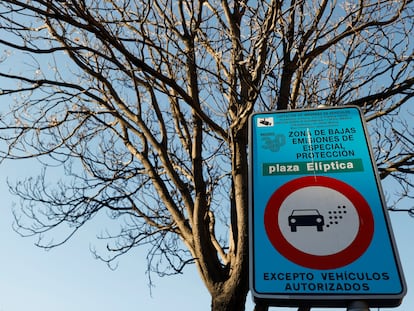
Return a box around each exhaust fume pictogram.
[326,206,347,228]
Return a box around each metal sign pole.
[347,301,370,311]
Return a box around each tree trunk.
[211,286,248,311]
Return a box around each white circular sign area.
[278,186,359,256]
[264,176,374,270]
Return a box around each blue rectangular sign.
[249,106,406,307]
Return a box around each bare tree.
[0,1,413,310]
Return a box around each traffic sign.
[249,106,406,307]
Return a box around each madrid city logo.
[256,117,286,152]
[261,132,286,152]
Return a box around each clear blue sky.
[0,146,413,311]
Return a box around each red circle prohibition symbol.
[264,176,374,270]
